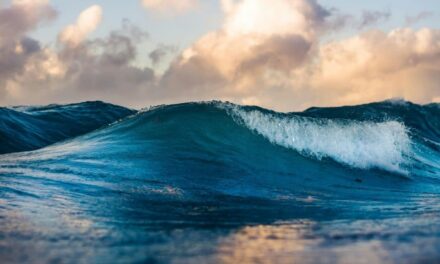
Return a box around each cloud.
[157,0,440,111]
[0,0,439,111]
[0,1,158,108]
[0,0,56,99]
[149,44,177,66]
[59,5,103,47]
[221,0,329,37]
[158,0,331,105]
[0,0,56,42]
[2,17,157,107]
[405,11,434,26]
[358,10,391,29]
[306,28,440,108]
[141,0,198,15]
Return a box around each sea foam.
[226,106,412,173]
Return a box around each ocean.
[1,100,440,263]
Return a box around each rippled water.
[1,100,440,263]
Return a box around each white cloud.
[158,0,440,111]
[59,5,103,47]
[0,0,439,111]
[306,28,440,108]
[221,0,328,38]
[158,0,330,107]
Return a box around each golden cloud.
[159,0,440,111]
[59,5,103,47]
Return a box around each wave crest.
[225,105,412,173]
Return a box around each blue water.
[0,101,135,154]
[1,100,440,263]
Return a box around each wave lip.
[224,104,412,173]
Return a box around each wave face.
[0,101,135,154]
[1,101,440,263]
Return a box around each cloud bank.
[159,0,330,106]
[1,3,156,107]
[159,0,440,110]
[0,0,439,111]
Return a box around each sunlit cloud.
[158,0,440,110]
[141,0,198,15]
[309,28,440,107]
[0,0,439,110]
[2,6,155,107]
[59,5,103,47]
[158,0,332,108]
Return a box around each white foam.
[226,106,412,173]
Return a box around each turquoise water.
[1,100,440,263]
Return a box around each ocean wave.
[1,100,440,263]
[225,105,412,173]
[0,101,135,154]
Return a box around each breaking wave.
[226,105,412,173]
[1,100,440,263]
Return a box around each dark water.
[0,101,135,154]
[1,100,440,263]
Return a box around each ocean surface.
[0,101,135,154]
[1,100,440,263]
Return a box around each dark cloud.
[149,44,177,66]
[0,36,42,82]
[120,19,150,42]
[2,17,158,107]
[20,37,41,54]
[238,34,312,76]
[331,9,391,31]
[62,21,155,96]
[0,39,29,79]
[359,10,391,29]
[0,3,56,42]
[405,11,434,26]
[304,0,332,30]
[0,1,55,90]
[159,54,226,101]
[324,8,352,32]
[0,0,159,108]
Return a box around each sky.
[0,0,439,111]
